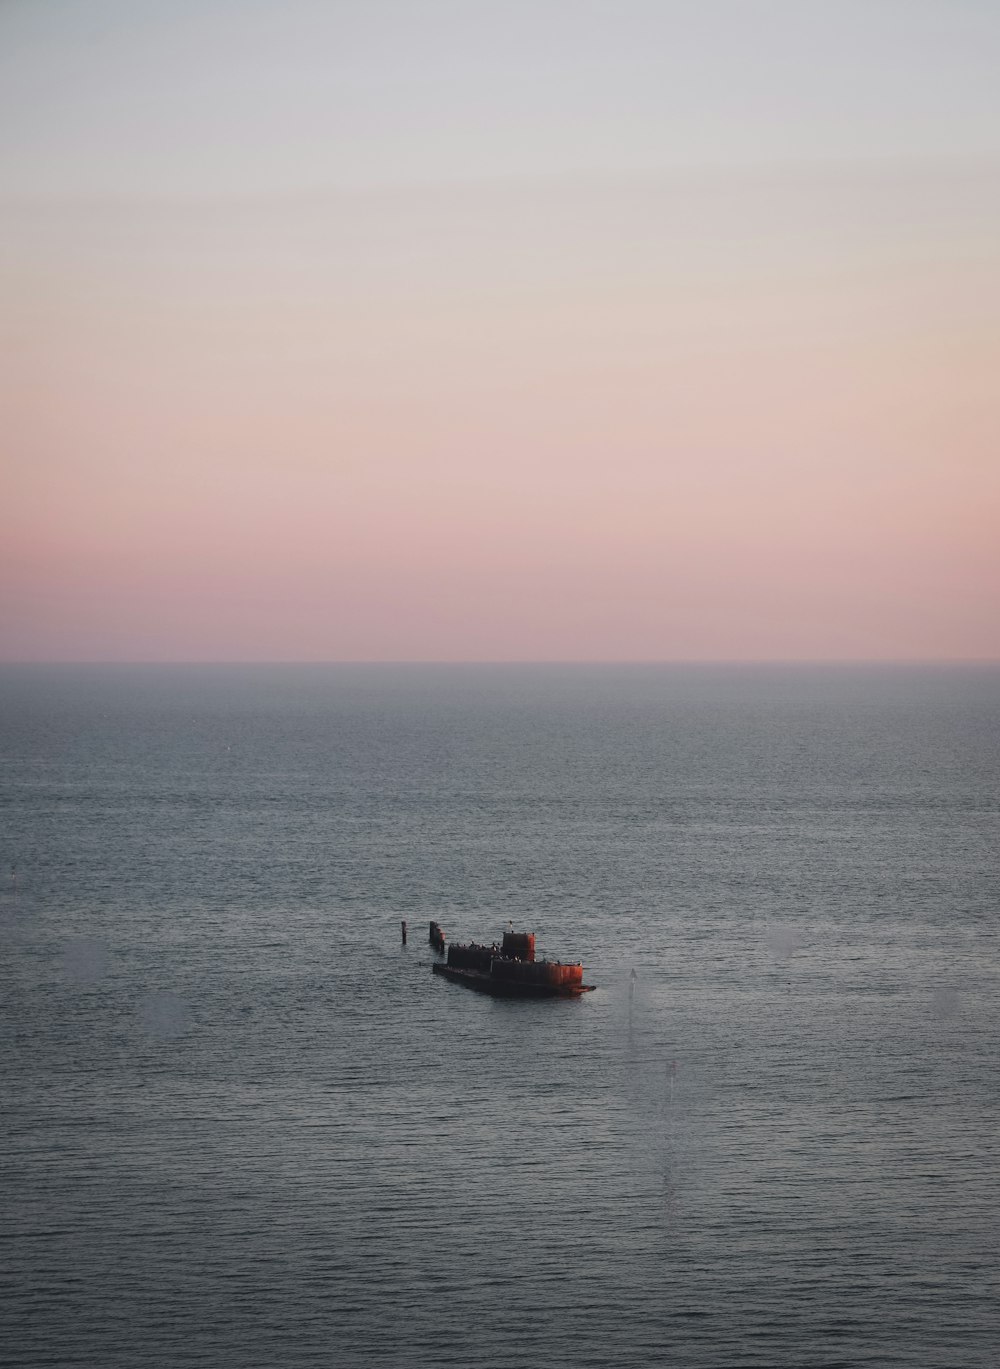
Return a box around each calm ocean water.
[2,663,998,1368]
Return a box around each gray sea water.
[2,663,998,1368]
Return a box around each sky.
[1,0,998,661]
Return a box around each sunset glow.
[2,1,998,660]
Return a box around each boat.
[432,929,595,998]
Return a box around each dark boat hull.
[432,962,594,998]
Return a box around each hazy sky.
[2,0,998,660]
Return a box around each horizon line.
[1,658,998,669]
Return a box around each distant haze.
[2,1,998,661]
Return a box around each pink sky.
[2,5,999,661]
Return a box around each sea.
[1,663,997,1368]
